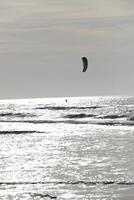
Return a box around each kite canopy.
[82,57,88,72]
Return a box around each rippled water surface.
[0,96,134,199]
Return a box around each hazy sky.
[0,0,134,99]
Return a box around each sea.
[0,96,134,200]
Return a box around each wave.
[97,114,127,119]
[0,131,43,135]
[35,106,102,110]
[64,114,127,120]
[0,119,134,127]
[0,180,134,186]
[0,119,87,124]
[30,193,57,199]
[63,114,96,119]
[0,112,36,118]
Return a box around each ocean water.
[0,96,134,200]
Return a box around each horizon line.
[0,95,133,102]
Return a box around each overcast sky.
[0,0,134,99]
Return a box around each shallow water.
[0,96,134,199]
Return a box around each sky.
[0,0,134,99]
